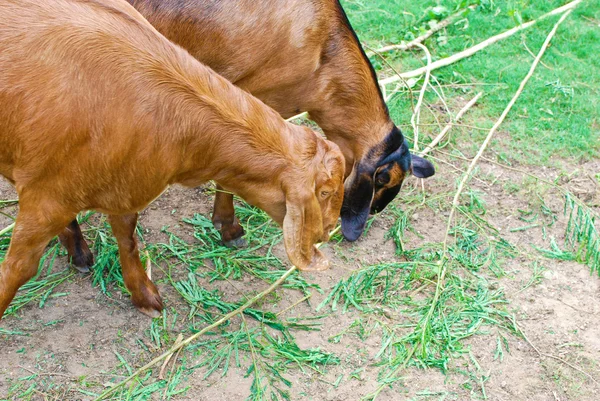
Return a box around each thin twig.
[441,8,574,250]
[428,75,452,118]
[368,8,576,400]
[158,333,183,380]
[285,112,308,122]
[275,293,312,317]
[94,226,341,400]
[517,323,599,385]
[557,299,596,315]
[441,0,575,368]
[379,0,582,85]
[0,222,15,236]
[522,38,553,70]
[362,43,416,108]
[419,92,483,157]
[410,43,432,152]
[18,366,74,379]
[372,8,471,54]
[160,334,184,399]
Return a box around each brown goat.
[58,0,436,270]
[0,0,344,319]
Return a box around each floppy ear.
[282,187,329,271]
[411,155,435,178]
[340,169,375,242]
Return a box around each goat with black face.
[51,0,437,270]
[341,126,435,242]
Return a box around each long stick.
[94,226,341,400]
[372,8,471,54]
[419,92,483,157]
[94,266,297,399]
[434,2,574,376]
[285,112,308,122]
[368,8,575,401]
[0,222,15,236]
[444,8,575,247]
[410,43,432,152]
[379,0,582,85]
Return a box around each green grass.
[343,0,600,164]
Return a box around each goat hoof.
[223,237,247,249]
[132,282,163,318]
[298,249,330,272]
[72,264,90,274]
[71,249,94,273]
[137,306,162,318]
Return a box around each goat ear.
[282,187,329,271]
[340,169,375,242]
[321,140,346,180]
[411,155,435,178]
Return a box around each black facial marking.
[374,170,390,187]
[341,127,405,241]
[341,124,435,240]
[370,184,401,214]
[341,169,375,241]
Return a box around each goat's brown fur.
[0,0,344,319]
[125,0,435,243]
[59,0,435,266]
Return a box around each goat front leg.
[212,184,247,248]
[0,204,74,319]
[108,213,162,318]
[58,219,94,272]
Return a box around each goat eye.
[375,176,387,187]
[320,191,330,198]
[375,170,391,187]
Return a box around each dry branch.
[436,2,574,370]
[379,0,583,85]
[94,265,298,400]
[443,8,575,246]
[410,43,432,152]
[0,222,15,236]
[285,111,308,122]
[369,8,576,401]
[372,8,471,54]
[94,226,341,400]
[419,92,483,157]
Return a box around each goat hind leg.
[108,213,162,318]
[0,207,75,319]
[58,219,94,272]
[212,185,246,248]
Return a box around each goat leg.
[0,203,74,319]
[108,213,162,318]
[58,219,94,272]
[212,184,247,248]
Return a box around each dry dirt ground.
[0,156,599,401]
